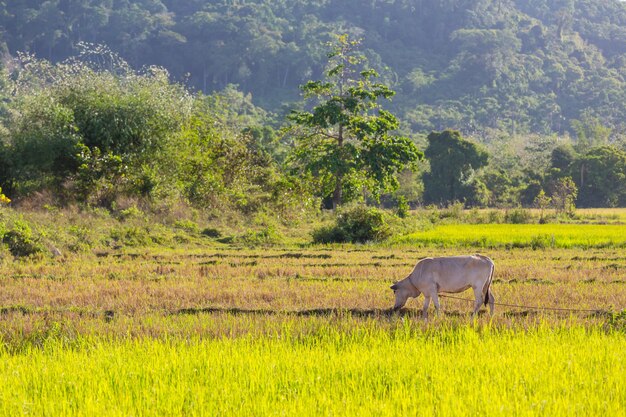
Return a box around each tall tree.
[423,129,489,206]
[288,34,422,209]
[571,146,626,207]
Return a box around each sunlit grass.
[0,326,624,416]
[393,223,626,248]
[0,224,625,416]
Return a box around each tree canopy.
[288,35,422,208]
[2,0,626,138]
[423,130,489,206]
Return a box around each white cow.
[390,254,495,319]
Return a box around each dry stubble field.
[1,245,625,340]
[1,227,626,415]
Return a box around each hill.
[1,0,626,138]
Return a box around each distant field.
[476,208,626,223]
[1,227,626,415]
[393,223,626,248]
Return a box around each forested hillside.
[2,0,626,138]
[1,0,626,214]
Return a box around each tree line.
[0,39,625,214]
[2,0,626,140]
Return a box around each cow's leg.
[487,290,495,315]
[422,296,431,319]
[432,293,441,317]
[471,287,484,318]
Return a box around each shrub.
[109,226,151,247]
[395,196,409,218]
[312,206,391,244]
[2,220,45,257]
[201,228,222,238]
[439,201,464,220]
[174,219,199,233]
[117,205,144,221]
[530,234,552,250]
[237,226,282,246]
[505,208,533,224]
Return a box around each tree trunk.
[332,125,344,210]
[332,176,343,210]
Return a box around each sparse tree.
[288,35,422,209]
[533,189,552,221]
[550,176,577,216]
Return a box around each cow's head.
[390,279,419,310]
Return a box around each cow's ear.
[390,283,398,290]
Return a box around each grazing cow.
[390,254,495,319]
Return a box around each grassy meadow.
[394,223,626,248]
[1,207,626,415]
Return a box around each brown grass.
[1,245,625,350]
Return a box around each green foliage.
[4,92,82,193]
[0,49,191,202]
[571,115,612,149]
[109,226,152,247]
[480,168,522,208]
[550,177,578,216]
[71,145,128,207]
[550,145,577,172]
[0,48,312,219]
[312,205,391,244]
[572,146,626,207]
[395,195,409,218]
[289,35,422,208]
[423,130,489,206]
[237,225,283,246]
[504,208,534,225]
[117,206,145,222]
[529,234,552,250]
[2,0,626,139]
[533,189,552,222]
[3,6,626,211]
[174,220,199,233]
[2,220,44,257]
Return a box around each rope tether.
[438,294,609,314]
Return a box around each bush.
[395,195,409,218]
[109,226,151,247]
[505,208,533,224]
[116,205,144,221]
[2,220,45,257]
[312,206,391,244]
[201,228,222,238]
[174,219,199,233]
[530,234,552,250]
[237,226,282,246]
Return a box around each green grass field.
[394,223,626,248]
[1,327,624,416]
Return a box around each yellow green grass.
[1,326,624,416]
[394,223,626,248]
[1,212,626,416]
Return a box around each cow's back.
[417,255,492,293]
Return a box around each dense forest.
[2,0,626,137]
[1,0,626,216]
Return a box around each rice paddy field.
[394,223,626,248]
[1,210,626,416]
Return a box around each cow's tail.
[482,258,494,307]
